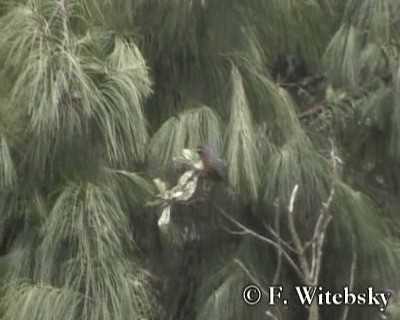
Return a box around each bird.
[197,142,227,182]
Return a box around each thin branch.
[308,146,337,251]
[272,202,282,284]
[234,259,269,298]
[287,184,311,279]
[209,199,304,279]
[223,227,247,235]
[288,184,299,213]
[310,141,337,282]
[264,223,297,253]
[312,215,333,282]
[304,213,325,250]
[341,235,357,320]
[234,259,282,320]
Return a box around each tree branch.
[340,235,357,320]
[209,199,303,279]
[287,184,311,281]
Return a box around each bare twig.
[210,141,340,320]
[233,259,281,320]
[234,259,269,298]
[288,184,299,213]
[273,201,282,284]
[308,146,337,251]
[287,184,310,282]
[234,259,282,320]
[309,142,337,282]
[209,199,303,279]
[340,235,357,320]
[311,214,332,281]
[264,223,297,253]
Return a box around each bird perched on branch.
[197,143,227,182]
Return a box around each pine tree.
[0,1,400,320]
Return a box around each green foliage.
[323,24,362,90]
[150,106,222,173]
[332,182,399,281]
[0,136,16,190]
[0,0,400,320]
[225,66,261,200]
[0,1,151,175]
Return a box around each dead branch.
[340,235,357,320]
[211,141,340,320]
[209,199,303,279]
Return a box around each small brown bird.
[198,143,227,182]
